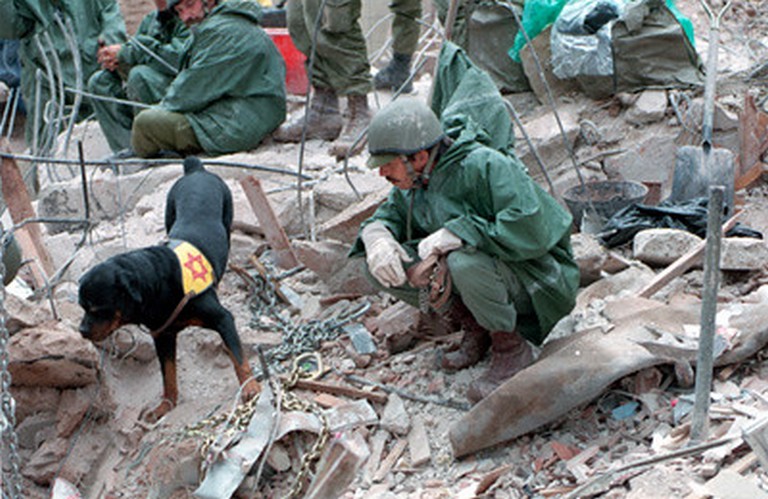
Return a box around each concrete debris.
[8,321,99,388]
[625,89,668,126]
[380,393,411,436]
[720,237,768,270]
[633,228,703,266]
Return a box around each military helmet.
[367,98,444,168]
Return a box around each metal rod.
[504,100,558,198]
[127,34,179,75]
[296,0,330,236]
[0,87,13,137]
[690,185,724,443]
[64,86,152,109]
[0,150,312,179]
[42,31,66,147]
[55,14,83,159]
[4,88,21,142]
[498,2,585,187]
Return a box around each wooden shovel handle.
[636,211,742,299]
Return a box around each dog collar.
[167,239,215,295]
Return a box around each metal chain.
[281,363,330,499]
[244,260,369,370]
[180,356,330,498]
[0,237,22,498]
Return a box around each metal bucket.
[563,180,648,229]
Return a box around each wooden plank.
[636,212,740,299]
[0,138,54,288]
[239,176,299,270]
[290,378,388,405]
[373,438,407,483]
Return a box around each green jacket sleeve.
[443,148,573,263]
[97,0,127,44]
[0,2,21,38]
[119,14,189,70]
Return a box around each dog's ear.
[116,268,143,307]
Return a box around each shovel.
[670,0,734,214]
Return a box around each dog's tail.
[183,156,206,175]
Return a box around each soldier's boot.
[329,93,371,160]
[439,300,491,372]
[273,87,342,142]
[374,53,414,94]
[466,330,534,404]
[386,309,450,355]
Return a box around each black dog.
[79,157,260,423]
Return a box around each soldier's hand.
[418,228,462,260]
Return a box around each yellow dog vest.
[168,240,215,295]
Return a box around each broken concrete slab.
[625,90,668,126]
[633,228,703,267]
[604,134,678,187]
[720,237,768,271]
[408,416,431,467]
[304,430,370,499]
[313,172,390,212]
[450,296,768,457]
[570,233,609,285]
[515,104,581,181]
[316,187,389,244]
[9,321,99,388]
[37,165,180,235]
[381,393,411,436]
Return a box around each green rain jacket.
[0,0,126,140]
[118,9,189,75]
[353,43,579,344]
[159,1,286,155]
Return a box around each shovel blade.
[670,145,735,213]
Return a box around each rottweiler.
[78,157,260,423]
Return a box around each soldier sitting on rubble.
[88,0,190,156]
[130,0,286,158]
[350,98,580,403]
[0,0,127,146]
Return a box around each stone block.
[633,228,703,266]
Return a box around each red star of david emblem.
[183,252,209,282]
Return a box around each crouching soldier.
[350,98,579,403]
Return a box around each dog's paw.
[241,380,262,403]
[140,399,175,424]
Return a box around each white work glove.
[361,221,413,288]
[417,227,463,260]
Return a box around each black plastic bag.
[597,197,763,248]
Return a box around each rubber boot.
[374,52,414,93]
[439,300,491,372]
[273,87,342,142]
[386,309,450,354]
[329,93,371,160]
[466,330,534,404]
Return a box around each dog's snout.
[78,317,92,338]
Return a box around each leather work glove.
[418,227,463,260]
[361,221,413,288]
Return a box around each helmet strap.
[402,144,440,189]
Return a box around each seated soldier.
[131,0,286,158]
[88,0,189,155]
